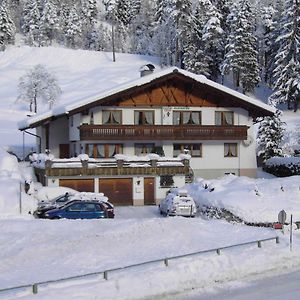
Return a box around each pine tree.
[221,0,260,94]
[64,6,83,48]
[264,0,285,86]
[0,0,16,50]
[153,0,192,66]
[268,0,300,109]
[183,1,210,76]
[21,0,40,46]
[39,0,60,46]
[257,110,286,161]
[17,64,62,113]
[81,0,98,26]
[130,0,155,55]
[202,3,224,79]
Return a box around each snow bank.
[186,175,300,223]
[0,148,36,216]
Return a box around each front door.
[144,178,155,205]
[59,144,70,158]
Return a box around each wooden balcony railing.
[79,124,248,141]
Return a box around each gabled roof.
[18,67,276,130]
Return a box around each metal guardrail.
[0,236,279,296]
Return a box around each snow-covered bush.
[264,156,300,177]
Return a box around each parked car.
[159,189,197,217]
[43,200,114,220]
[34,192,113,218]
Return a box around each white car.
[159,189,197,217]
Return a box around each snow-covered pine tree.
[202,2,224,80]
[221,0,260,94]
[263,0,285,86]
[39,0,60,46]
[259,5,277,83]
[0,0,16,50]
[21,0,40,46]
[64,6,83,48]
[183,0,210,76]
[268,0,300,109]
[81,0,98,26]
[130,0,155,55]
[257,110,286,161]
[153,0,192,67]
[17,64,62,113]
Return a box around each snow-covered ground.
[0,149,300,299]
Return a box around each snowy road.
[161,268,300,300]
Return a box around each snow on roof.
[18,67,275,130]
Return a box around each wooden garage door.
[99,178,133,206]
[144,178,155,205]
[60,179,94,192]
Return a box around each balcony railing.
[79,124,248,141]
[33,157,190,178]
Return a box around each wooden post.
[258,241,262,248]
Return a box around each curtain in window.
[144,111,154,125]
[230,144,237,156]
[224,112,233,125]
[108,145,116,157]
[112,111,121,124]
[215,112,222,125]
[191,112,200,124]
[183,112,190,124]
[87,145,93,157]
[96,145,105,158]
[224,144,230,156]
[102,111,110,124]
[173,112,180,125]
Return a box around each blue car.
[43,200,111,220]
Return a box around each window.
[160,175,174,188]
[215,111,234,125]
[173,144,202,157]
[224,143,238,157]
[85,144,123,158]
[173,111,201,125]
[68,203,83,211]
[70,115,74,127]
[135,143,155,155]
[102,110,122,125]
[134,110,154,125]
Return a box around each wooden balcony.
[79,124,248,141]
[34,157,190,178]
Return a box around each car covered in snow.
[34,192,114,218]
[159,189,197,217]
[42,200,114,220]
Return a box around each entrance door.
[144,178,155,205]
[59,144,70,158]
[99,178,133,206]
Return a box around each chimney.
[140,64,155,77]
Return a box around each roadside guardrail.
[0,236,279,296]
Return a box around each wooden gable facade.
[68,70,273,118]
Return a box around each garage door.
[99,178,133,206]
[60,179,94,192]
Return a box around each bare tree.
[17,64,62,113]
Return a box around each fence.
[0,236,279,296]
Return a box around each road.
[160,269,300,300]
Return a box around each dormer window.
[173,111,201,125]
[215,111,234,125]
[103,110,122,125]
